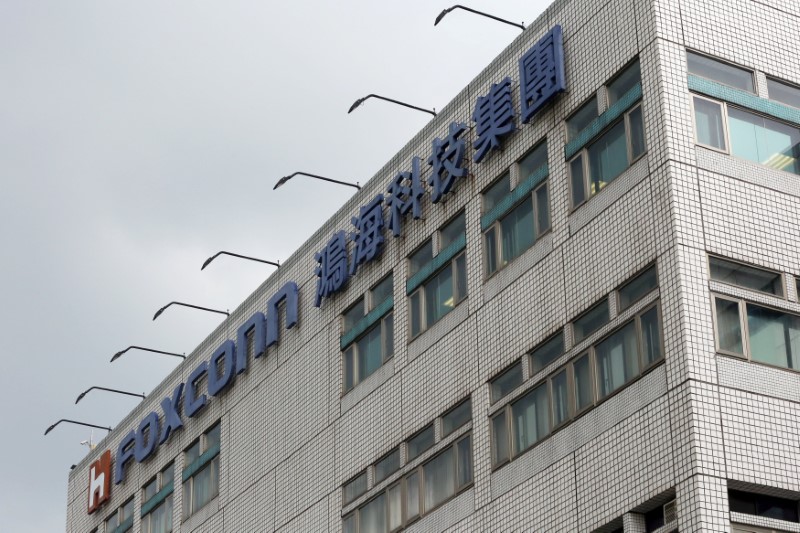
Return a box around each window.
[687,51,755,92]
[710,256,783,296]
[142,463,174,533]
[572,299,610,343]
[441,398,471,437]
[343,274,394,392]
[343,435,472,532]
[409,214,467,337]
[343,472,368,506]
[567,97,598,141]
[489,361,523,403]
[182,423,220,517]
[569,61,646,208]
[530,332,565,373]
[692,94,800,174]
[104,498,133,533]
[618,265,659,310]
[374,449,400,484]
[406,424,434,461]
[492,303,662,466]
[483,143,550,276]
[768,77,800,109]
[730,489,800,523]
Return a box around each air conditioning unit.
[663,499,678,524]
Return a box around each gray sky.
[0,1,549,530]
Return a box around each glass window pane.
[588,119,628,194]
[596,322,640,398]
[343,471,368,505]
[442,399,472,437]
[511,384,550,453]
[370,275,393,308]
[693,96,727,150]
[687,52,754,92]
[424,263,454,327]
[344,346,355,391]
[628,105,646,159]
[715,297,743,354]
[573,300,610,343]
[161,463,174,488]
[440,212,466,249]
[551,370,570,427]
[455,253,467,302]
[483,173,511,212]
[120,499,133,521]
[709,256,783,295]
[374,449,400,484]
[619,265,658,310]
[387,484,402,531]
[519,142,548,181]
[768,77,800,109]
[409,241,433,277]
[607,60,641,106]
[500,197,535,265]
[567,97,598,141]
[185,441,201,465]
[728,106,800,175]
[747,304,792,369]
[342,514,356,533]
[530,332,565,373]
[407,425,434,461]
[357,324,383,381]
[205,424,221,451]
[423,447,455,511]
[383,313,393,360]
[182,479,191,517]
[410,291,422,338]
[359,493,387,533]
[491,412,510,466]
[405,472,420,520]
[535,183,550,235]
[143,478,158,502]
[105,513,119,530]
[573,354,594,411]
[640,307,663,367]
[343,298,365,332]
[490,361,523,402]
[456,436,473,489]
[485,227,499,275]
[570,156,586,207]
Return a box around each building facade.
[65,0,800,531]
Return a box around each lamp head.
[273,176,292,190]
[153,305,168,321]
[348,98,366,113]
[434,8,452,26]
[201,256,214,270]
[75,391,87,404]
[110,350,124,363]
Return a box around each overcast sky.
[0,1,550,530]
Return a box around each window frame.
[408,213,468,339]
[616,264,660,312]
[687,50,756,93]
[709,255,784,297]
[182,423,221,518]
[568,102,646,210]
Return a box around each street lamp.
[201,251,280,271]
[111,346,186,363]
[348,94,437,117]
[274,171,361,191]
[153,302,229,321]
[75,387,146,404]
[44,419,112,436]
[434,5,525,30]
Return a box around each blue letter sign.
[349,194,386,276]
[428,122,468,204]
[472,77,515,163]
[314,231,350,307]
[386,157,425,237]
[519,25,566,123]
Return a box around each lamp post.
[348,94,437,117]
[153,302,229,321]
[111,346,186,363]
[44,419,112,436]
[434,5,525,30]
[273,171,361,191]
[201,252,280,271]
[75,387,146,404]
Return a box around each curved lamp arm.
[435,5,525,30]
[75,386,146,404]
[153,302,229,321]
[201,252,280,270]
[111,346,186,363]
[44,419,112,436]
[348,94,436,117]
[274,171,361,191]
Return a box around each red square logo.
[87,450,112,514]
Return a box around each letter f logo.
[87,450,112,514]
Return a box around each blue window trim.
[688,74,800,127]
[406,234,467,295]
[564,83,643,160]
[339,297,393,350]
[140,480,174,517]
[112,516,133,533]
[182,443,220,483]
[480,164,549,231]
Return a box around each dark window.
[729,489,799,522]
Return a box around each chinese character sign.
[314,231,350,307]
[386,158,424,237]
[428,122,468,204]
[519,25,566,124]
[472,77,515,163]
[349,194,386,275]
